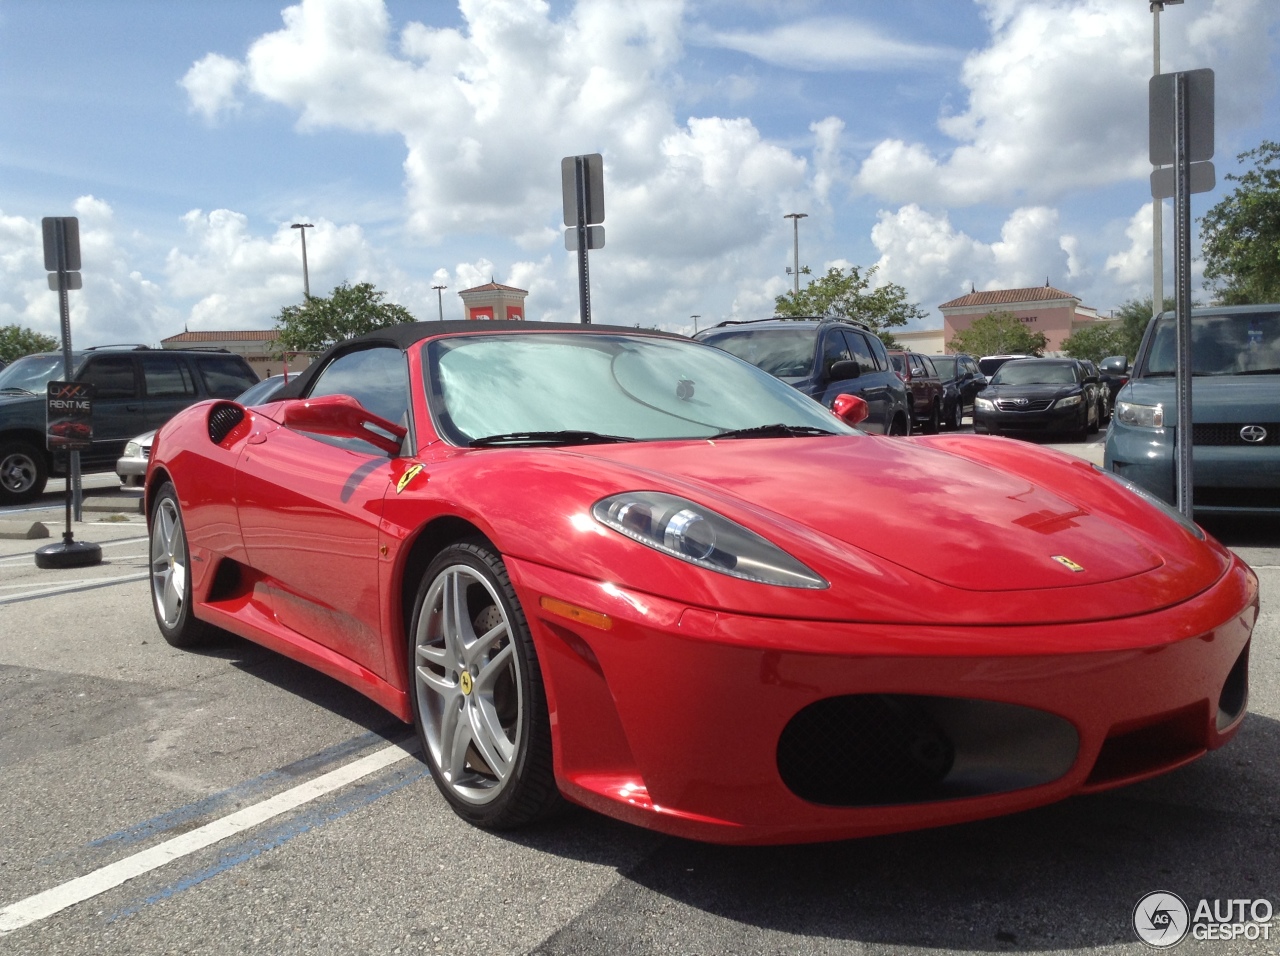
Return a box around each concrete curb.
[0,520,51,540]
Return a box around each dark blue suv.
[694,318,911,435]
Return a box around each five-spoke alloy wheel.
[149,482,214,647]
[409,541,559,828]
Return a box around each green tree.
[1061,322,1126,363]
[774,265,927,347]
[947,310,1047,357]
[270,282,416,353]
[1199,140,1280,304]
[0,324,59,365]
[1103,296,1176,362]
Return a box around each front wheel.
[0,440,48,505]
[944,401,961,431]
[150,482,216,648]
[408,541,561,829]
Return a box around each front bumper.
[975,403,1084,434]
[1105,419,1280,514]
[509,553,1257,845]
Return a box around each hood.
[1120,375,1280,426]
[569,436,1161,594]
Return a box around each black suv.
[0,346,258,504]
[694,318,911,435]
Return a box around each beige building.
[938,284,1106,353]
[160,330,312,380]
[457,281,529,321]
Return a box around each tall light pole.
[290,223,313,299]
[691,314,700,333]
[1151,1,1183,319]
[433,284,447,321]
[784,212,807,295]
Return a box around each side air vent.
[207,403,246,445]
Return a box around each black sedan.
[972,358,1100,439]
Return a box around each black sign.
[46,381,94,450]
[42,217,82,272]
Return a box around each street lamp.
[1151,0,1183,318]
[432,284,447,321]
[784,213,807,295]
[690,314,700,333]
[290,223,313,299]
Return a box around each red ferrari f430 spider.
[145,322,1256,844]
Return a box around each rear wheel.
[408,541,561,829]
[922,401,941,435]
[0,440,48,505]
[887,413,910,437]
[150,482,216,648]
[944,401,961,431]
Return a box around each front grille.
[995,399,1053,412]
[1193,422,1280,446]
[1194,487,1280,510]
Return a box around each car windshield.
[1143,311,1280,376]
[992,362,1077,386]
[0,354,66,394]
[426,333,856,444]
[931,356,957,378]
[696,327,815,378]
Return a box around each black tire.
[887,413,910,437]
[944,400,960,431]
[922,401,941,435]
[149,482,216,648]
[408,540,561,829]
[0,440,49,505]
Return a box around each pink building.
[457,281,528,321]
[938,284,1106,353]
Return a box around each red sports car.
[145,321,1256,845]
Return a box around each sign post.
[36,216,101,569]
[1149,69,1213,517]
[561,154,605,323]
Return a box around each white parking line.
[0,741,418,935]
[0,572,150,604]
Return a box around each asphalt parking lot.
[1,450,1277,956]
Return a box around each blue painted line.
[107,761,430,923]
[80,727,408,852]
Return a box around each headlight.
[1055,394,1082,408]
[1094,466,1204,540]
[1114,400,1164,428]
[124,441,142,457]
[975,397,994,411]
[592,491,828,589]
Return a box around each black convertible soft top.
[275,320,689,400]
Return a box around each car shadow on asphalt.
[516,714,1280,953]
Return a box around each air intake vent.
[207,403,245,445]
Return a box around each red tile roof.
[458,282,527,295]
[161,330,277,343]
[938,286,1078,309]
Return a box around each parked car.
[928,353,986,429]
[886,350,945,433]
[117,375,287,487]
[0,345,258,504]
[973,357,1101,438]
[1098,354,1130,409]
[1077,358,1110,423]
[145,319,1254,844]
[978,354,1035,377]
[1105,304,1280,516]
[694,317,911,435]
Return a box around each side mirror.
[831,393,869,427]
[828,359,861,380]
[281,394,406,455]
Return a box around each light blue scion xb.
[1104,304,1280,516]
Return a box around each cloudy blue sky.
[2,0,1277,347]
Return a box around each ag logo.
[1134,891,1189,947]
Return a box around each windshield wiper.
[469,430,638,448]
[0,386,35,395]
[1235,367,1280,375]
[713,423,838,440]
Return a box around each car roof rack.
[83,344,152,351]
[705,315,873,332]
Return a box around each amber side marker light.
[539,596,613,631]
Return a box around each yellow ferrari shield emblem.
[1052,555,1085,573]
[395,464,425,494]
[459,671,473,695]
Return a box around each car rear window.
[196,355,259,398]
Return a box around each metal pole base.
[34,539,103,569]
